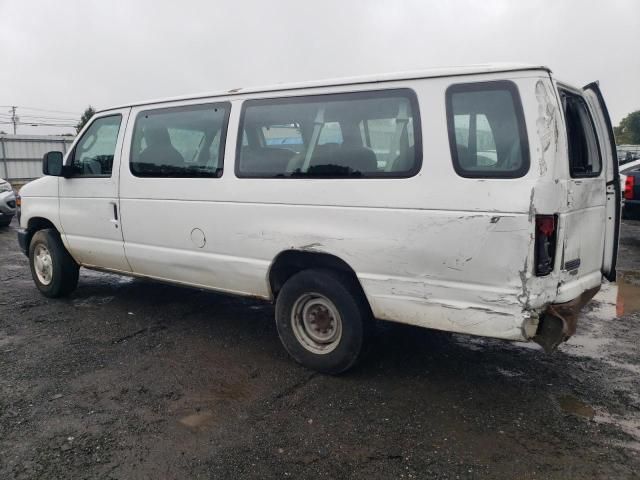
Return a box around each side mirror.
[42,151,64,176]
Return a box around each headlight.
[0,183,12,193]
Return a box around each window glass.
[446,82,529,178]
[237,89,421,178]
[262,124,304,152]
[318,122,343,145]
[71,115,122,177]
[561,92,601,177]
[130,103,230,178]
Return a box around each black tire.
[0,217,12,227]
[28,229,79,298]
[275,268,370,374]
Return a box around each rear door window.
[446,81,529,178]
[560,91,602,178]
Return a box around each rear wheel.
[275,268,370,374]
[28,229,79,298]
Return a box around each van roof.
[98,63,551,112]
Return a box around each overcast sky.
[1,0,639,135]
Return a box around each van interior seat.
[310,145,378,174]
[139,126,184,168]
[390,145,415,172]
[241,147,296,175]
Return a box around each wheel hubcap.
[291,293,342,354]
[33,244,53,285]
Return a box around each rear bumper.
[17,228,29,256]
[533,285,600,352]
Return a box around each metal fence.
[0,134,74,184]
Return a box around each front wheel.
[28,229,79,298]
[275,268,370,374]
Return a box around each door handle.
[109,202,119,227]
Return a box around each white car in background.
[0,178,16,227]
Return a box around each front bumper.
[0,190,16,215]
[17,228,29,256]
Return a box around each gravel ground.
[1,218,639,479]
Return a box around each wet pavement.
[1,218,639,479]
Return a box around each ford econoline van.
[17,64,620,373]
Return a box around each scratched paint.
[535,80,559,177]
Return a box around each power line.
[17,115,79,122]
[0,105,79,115]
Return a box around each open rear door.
[583,81,620,281]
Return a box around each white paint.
[19,66,618,344]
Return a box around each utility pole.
[9,106,18,134]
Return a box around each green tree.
[76,106,95,133]
[614,110,640,145]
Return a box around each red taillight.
[535,215,557,276]
[536,215,555,237]
[625,176,635,201]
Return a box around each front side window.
[446,81,529,178]
[130,102,230,178]
[70,115,122,177]
[236,89,421,178]
[560,91,601,178]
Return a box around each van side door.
[58,109,132,271]
[118,102,233,287]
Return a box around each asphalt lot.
[1,218,640,479]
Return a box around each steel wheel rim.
[291,293,342,354]
[33,244,53,285]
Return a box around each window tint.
[236,89,421,178]
[130,103,230,178]
[560,92,601,178]
[71,115,122,177]
[446,81,529,178]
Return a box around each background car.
[0,177,16,227]
[621,159,640,219]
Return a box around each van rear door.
[583,82,620,281]
[556,85,608,293]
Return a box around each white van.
[17,64,620,373]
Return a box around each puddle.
[616,270,640,317]
[558,395,595,419]
[179,411,215,428]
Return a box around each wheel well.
[268,250,369,303]
[26,217,58,247]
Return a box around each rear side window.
[446,81,529,178]
[560,91,601,178]
[130,103,230,178]
[236,89,422,178]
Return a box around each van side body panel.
[117,73,563,341]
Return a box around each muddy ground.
[1,218,640,479]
